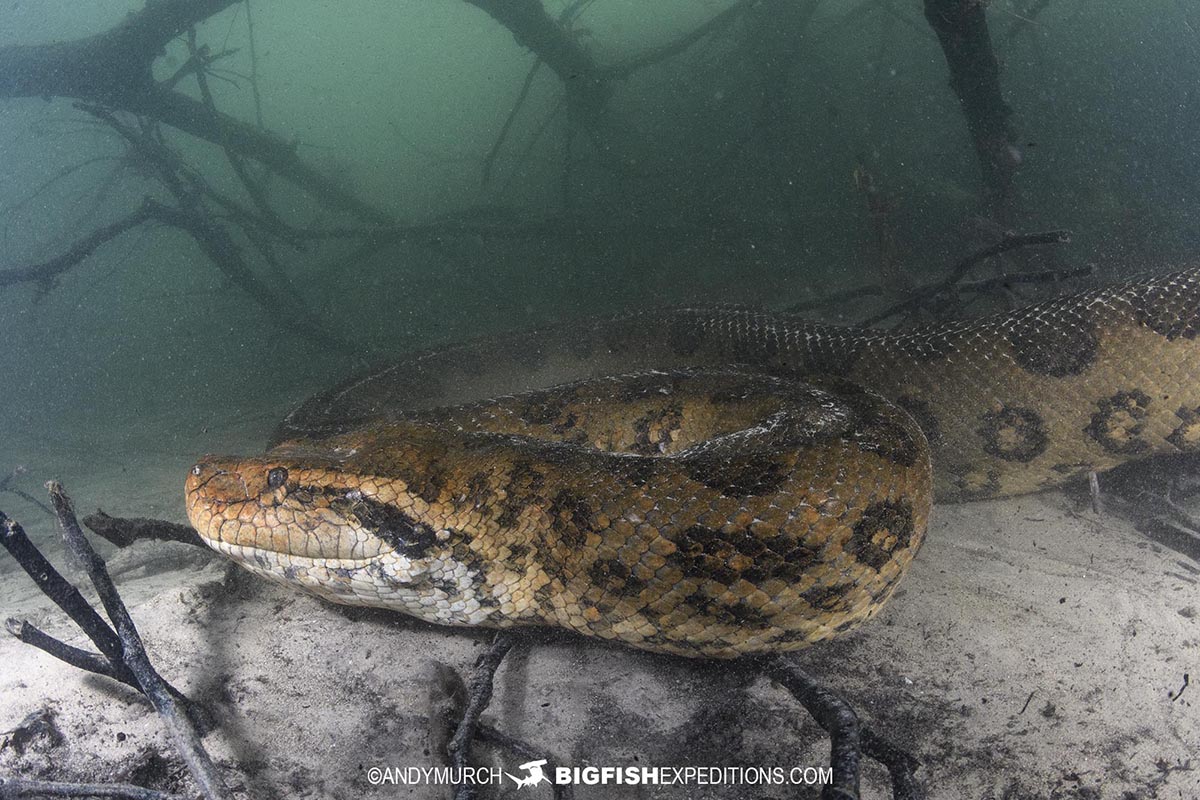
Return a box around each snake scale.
[186,268,1200,658]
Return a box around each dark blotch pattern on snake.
[187,268,1200,658]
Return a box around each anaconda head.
[185,439,510,628]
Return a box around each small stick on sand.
[5,619,140,691]
[0,485,232,800]
[760,655,923,800]
[82,510,207,549]
[474,723,574,800]
[45,483,231,800]
[0,513,197,715]
[0,776,186,799]
[447,631,517,800]
[431,653,573,800]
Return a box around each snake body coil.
[187,268,1200,657]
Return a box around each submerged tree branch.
[483,59,544,187]
[184,29,281,228]
[141,198,352,353]
[467,0,755,129]
[600,0,755,79]
[0,0,390,223]
[857,229,1073,326]
[923,0,1018,214]
[0,208,153,290]
[463,0,611,121]
[123,83,391,223]
[0,0,237,102]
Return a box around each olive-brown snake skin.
[186,268,1200,657]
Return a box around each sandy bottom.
[0,480,1196,799]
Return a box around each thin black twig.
[1170,673,1189,703]
[483,58,543,187]
[861,728,924,800]
[783,284,885,314]
[4,619,140,692]
[945,229,1072,285]
[857,229,1072,326]
[45,483,233,800]
[428,650,571,799]
[448,631,516,800]
[82,511,207,550]
[0,499,220,795]
[783,264,1088,316]
[0,511,129,667]
[761,657,862,798]
[244,0,265,131]
[0,207,154,289]
[760,655,922,800]
[163,47,238,90]
[474,723,574,800]
[0,466,55,517]
[1005,0,1053,41]
[599,0,756,79]
[953,264,1091,294]
[0,777,185,799]
[186,29,282,229]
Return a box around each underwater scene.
[0,1,1197,798]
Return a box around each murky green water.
[1,3,1197,797]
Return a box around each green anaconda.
[186,268,1200,658]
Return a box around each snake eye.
[267,467,288,489]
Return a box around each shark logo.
[505,759,550,789]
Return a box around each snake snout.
[186,459,250,501]
[186,456,394,563]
